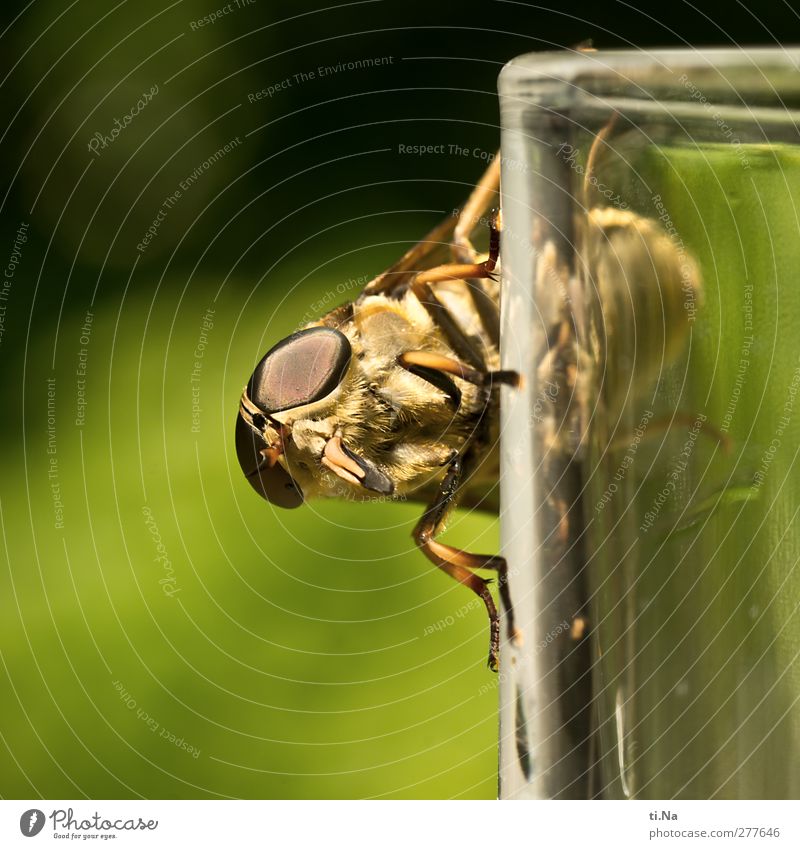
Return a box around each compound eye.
[247,327,352,414]
[235,415,303,509]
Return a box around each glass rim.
[499,47,800,114]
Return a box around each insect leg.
[399,350,520,389]
[583,111,619,209]
[414,259,495,288]
[413,457,515,671]
[457,203,502,349]
[410,233,502,372]
[411,275,486,369]
[453,154,500,263]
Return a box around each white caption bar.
[1,799,797,847]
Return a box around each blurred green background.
[2,0,800,800]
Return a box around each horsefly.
[235,117,704,672]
